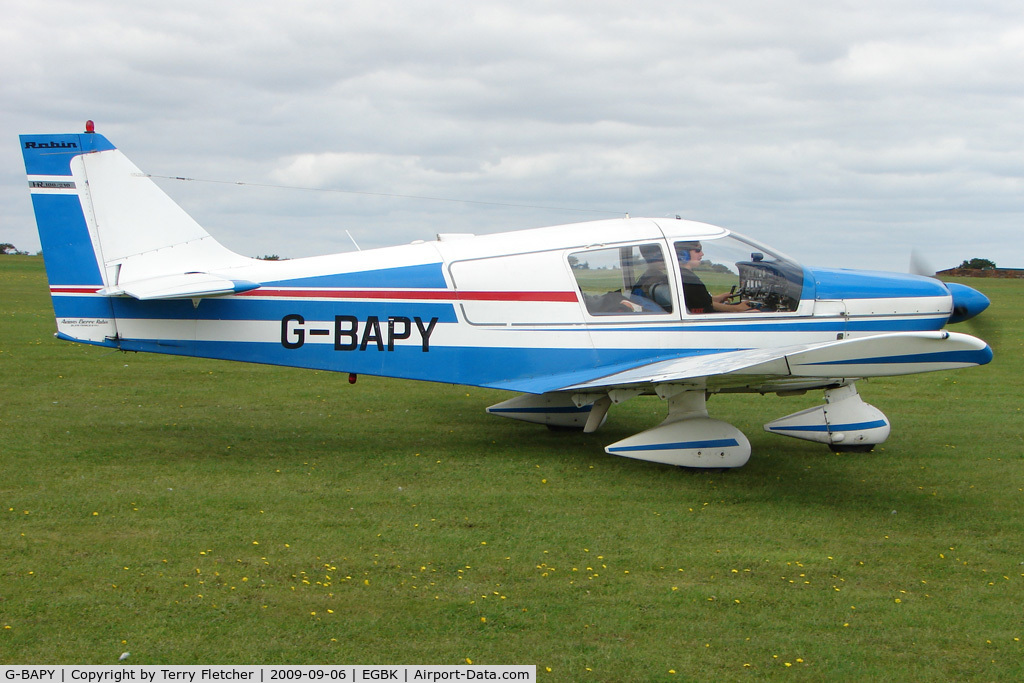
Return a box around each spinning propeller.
[910,249,996,343]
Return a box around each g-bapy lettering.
[281,314,438,352]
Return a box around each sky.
[3,0,1023,271]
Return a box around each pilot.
[631,244,672,311]
[676,241,758,313]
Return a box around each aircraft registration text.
[281,314,439,352]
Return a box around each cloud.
[4,0,1024,270]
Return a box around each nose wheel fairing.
[763,383,890,451]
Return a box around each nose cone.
[946,282,990,324]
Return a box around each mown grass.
[1,255,1022,680]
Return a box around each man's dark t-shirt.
[681,269,713,314]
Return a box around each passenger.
[631,244,672,311]
[676,241,758,313]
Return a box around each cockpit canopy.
[569,233,805,316]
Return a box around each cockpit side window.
[569,244,673,315]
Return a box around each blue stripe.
[489,406,591,415]
[845,319,946,332]
[34,195,104,286]
[605,318,947,333]
[608,438,740,453]
[106,340,694,390]
[129,297,458,322]
[264,263,447,289]
[767,420,888,433]
[52,296,115,318]
[805,348,993,366]
[185,298,457,322]
[51,296,459,323]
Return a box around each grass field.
[1,255,1022,679]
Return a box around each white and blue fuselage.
[21,128,992,468]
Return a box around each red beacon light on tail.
[84,120,95,134]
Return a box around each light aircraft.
[20,123,993,468]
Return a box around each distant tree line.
[1,243,292,259]
[958,258,996,270]
[568,254,733,274]
[1,243,34,256]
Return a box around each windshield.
[675,235,804,313]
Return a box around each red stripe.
[239,288,578,303]
[50,286,102,294]
[47,285,579,303]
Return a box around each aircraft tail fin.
[20,125,251,345]
[21,131,115,291]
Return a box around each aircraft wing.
[526,330,992,395]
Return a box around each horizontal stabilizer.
[99,273,260,300]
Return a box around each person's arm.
[711,291,758,312]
